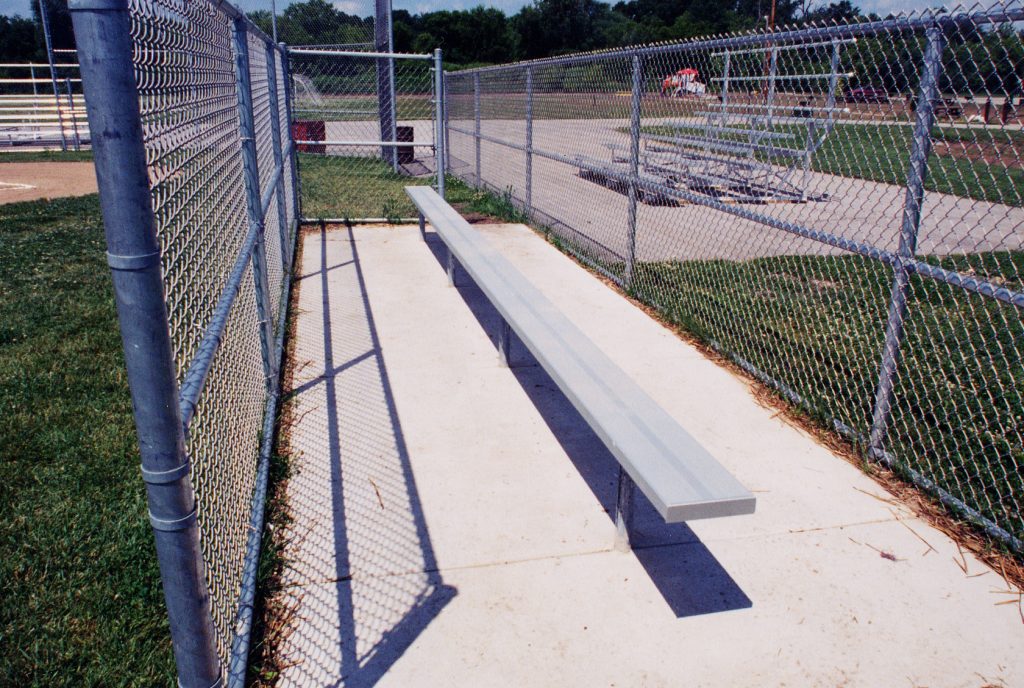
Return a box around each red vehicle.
[661,68,707,97]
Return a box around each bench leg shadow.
[422,233,752,618]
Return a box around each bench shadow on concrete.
[281,226,455,687]
[424,230,751,618]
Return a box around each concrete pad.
[275,222,1023,687]
[373,522,1020,688]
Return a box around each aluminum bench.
[406,186,755,547]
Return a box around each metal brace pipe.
[233,16,277,388]
[868,26,945,454]
[265,44,290,271]
[625,54,642,288]
[279,44,302,224]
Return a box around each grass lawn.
[0,150,94,164]
[0,195,173,685]
[297,153,528,221]
[637,122,1024,206]
[632,252,1024,544]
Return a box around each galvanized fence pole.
[64,77,81,151]
[67,1,222,685]
[279,44,301,225]
[444,71,452,176]
[264,44,290,271]
[868,25,945,455]
[525,65,534,215]
[233,17,277,386]
[374,0,397,170]
[473,72,481,186]
[433,48,445,199]
[624,54,643,288]
[39,0,67,151]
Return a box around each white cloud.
[333,0,370,17]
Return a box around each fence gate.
[287,48,445,222]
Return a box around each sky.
[0,0,961,21]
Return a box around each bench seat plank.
[407,186,755,523]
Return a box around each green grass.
[637,122,1024,206]
[632,252,1024,545]
[298,153,528,221]
[0,195,173,686]
[0,150,94,164]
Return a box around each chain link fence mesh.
[127,0,298,663]
[446,3,1024,553]
[289,49,440,220]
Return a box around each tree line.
[248,0,869,66]
[2,0,1020,96]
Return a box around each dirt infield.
[0,162,97,204]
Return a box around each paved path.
[447,118,1024,262]
[274,221,1023,687]
[308,116,1024,262]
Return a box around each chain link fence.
[288,47,442,221]
[73,0,299,684]
[446,3,1024,554]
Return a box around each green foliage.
[0,15,39,62]
[0,150,93,163]
[0,195,174,685]
[297,154,523,221]
[632,251,1024,543]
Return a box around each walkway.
[273,220,1022,687]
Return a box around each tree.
[33,0,74,51]
[802,1,862,24]
[0,16,40,62]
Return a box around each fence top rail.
[447,4,1024,77]
[66,0,281,54]
[287,48,433,60]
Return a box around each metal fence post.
[64,76,81,151]
[67,2,222,685]
[473,72,481,186]
[39,0,67,151]
[264,44,290,271]
[433,48,445,199]
[625,54,643,288]
[279,44,301,225]
[444,70,452,177]
[233,17,277,386]
[525,65,534,215]
[868,26,945,454]
[374,0,397,170]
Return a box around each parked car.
[844,86,890,103]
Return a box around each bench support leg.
[446,247,461,287]
[497,316,512,367]
[418,212,426,240]
[614,467,636,552]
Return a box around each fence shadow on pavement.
[276,225,455,687]
[423,230,751,618]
